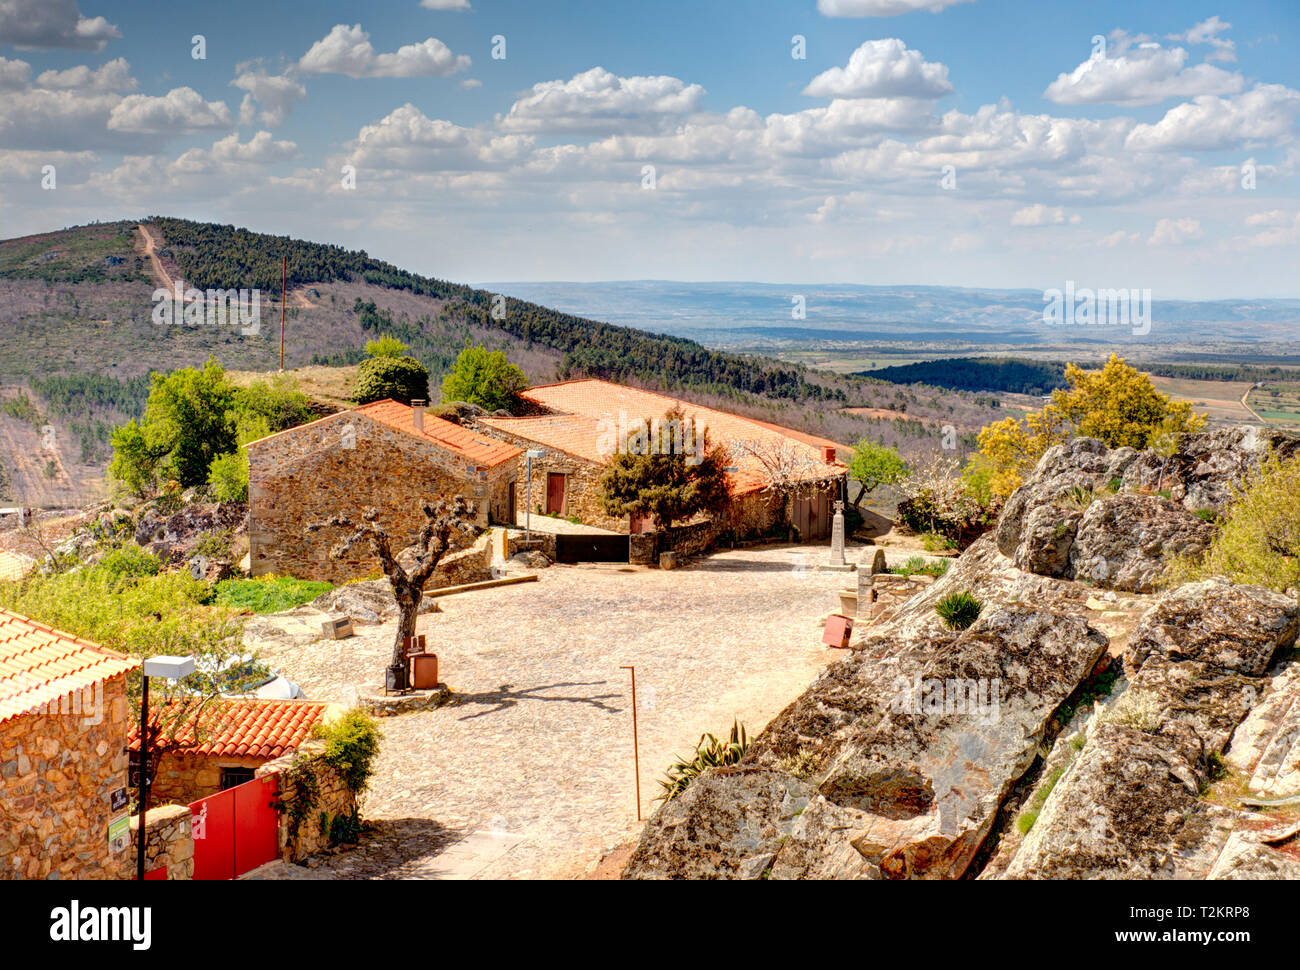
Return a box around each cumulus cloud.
[817,0,975,16]
[1010,203,1066,226]
[350,102,533,170]
[1148,217,1203,245]
[0,55,31,89]
[35,57,135,92]
[107,87,233,134]
[299,23,469,78]
[1044,38,1243,106]
[0,0,119,51]
[1244,209,1298,228]
[209,130,298,163]
[232,69,306,127]
[1125,84,1300,152]
[1101,230,1141,247]
[803,39,953,99]
[419,0,471,8]
[1170,15,1236,63]
[499,67,705,134]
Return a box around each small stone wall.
[147,751,264,807]
[126,803,193,880]
[855,571,936,621]
[256,739,357,864]
[0,673,131,880]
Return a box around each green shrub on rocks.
[657,721,750,802]
[935,590,983,631]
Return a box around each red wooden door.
[190,775,279,880]
[234,776,279,876]
[190,787,236,881]
[630,512,654,534]
[546,473,565,515]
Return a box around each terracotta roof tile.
[481,379,846,494]
[356,400,521,467]
[128,699,331,760]
[0,608,138,724]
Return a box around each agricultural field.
[1147,376,1259,427]
[1246,382,1300,430]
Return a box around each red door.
[630,512,654,534]
[190,775,279,880]
[546,473,565,515]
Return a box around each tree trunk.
[390,580,422,669]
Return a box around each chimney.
[821,445,836,463]
[412,400,427,433]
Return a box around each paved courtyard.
[251,542,869,879]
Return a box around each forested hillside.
[863,358,1067,395]
[149,217,842,405]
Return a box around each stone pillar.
[830,500,846,566]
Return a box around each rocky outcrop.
[1069,495,1215,593]
[1121,426,1300,511]
[1000,581,1299,880]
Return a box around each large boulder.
[1122,426,1300,512]
[1013,504,1081,577]
[1068,495,1215,593]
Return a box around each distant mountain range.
[481,281,1300,347]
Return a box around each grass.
[213,576,333,614]
[1016,762,1068,835]
[888,556,950,578]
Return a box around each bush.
[99,545,162,580]
[314,709,383,795]
[353,355,429,405]
[207,451,248,502]
[440,345,528,412]
[935,590,983,631]
[1166,450,1300,591]
[213,576,332,614]
[888,556,949,578]
[897,455,998,549]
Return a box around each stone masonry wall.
[0,674,131,880]
[147,751,265,807]
[256,739,356,864]
[249,411,515,583]
[125,803,193,880]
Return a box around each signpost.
[524,449,545,546]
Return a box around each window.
[220,766,256,790]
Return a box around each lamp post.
[137,655,195,880]
[524,449,545,546]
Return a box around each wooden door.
[546,473,565,515]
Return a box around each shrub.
[353,355,429,405]
[657,721,750,801]
[888,556,950,578]
[440,345,528,412]
[1166,450,1300,591]
[897,455,999,549]
[99,545,162,580]
[314,709,383,795]
[206,451,248,502]
[935,590,983,631]
[365,336,409,359]
[921,531,957,552]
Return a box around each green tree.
[141,358,238,488]
[108,419,166,499]
[365,336,409,358]
[599,408,732,531]
[440,345,528,413]
[848,440,907,513]
[353,355,430,406]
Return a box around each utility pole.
[279,254,286,373]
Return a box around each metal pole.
[279,254,286,372]
[620,665,642,821]
[137,674,148,881]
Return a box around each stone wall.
[0,673,131,880]
[249,411,516,583]
[255,739,356,864]
[125,803,193,880]
[147,751,265,807]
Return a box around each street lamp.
[524,449,545,546]
[137,655,195,880]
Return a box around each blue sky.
[1,0,1297,298]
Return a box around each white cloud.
[1101,230,1141,247]
[1125,84,1300,152]
[0,55,30,89]
[1010,203,1066,226]
[1148,217,1203,246]
[299,23,469,78]
[420,0,471,8]
[460,78,481,90]
[499,67,705,134]
[35,57,135,92]
[817,0,975,16]
[1244,209,1297,228]
[1170,15,1236,63]
[107,87,233,134]
[210,130,299,164]
[349,102,532,170]
[803,39,952,99]
[232,69,306,127]
[1044,41,1242,106]
[0,0,119,51]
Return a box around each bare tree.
[730,438,822,535]
[309,497,479,678]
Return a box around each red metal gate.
[190,775,280,880]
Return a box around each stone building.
[128,698,337,807]
[476,379,847,539]
[0,607,137,880]
[247,399,521,582]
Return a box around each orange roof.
[356,400,521,468]
[0,607,138,724]
[128,699,331,760]
[481,379,846,493]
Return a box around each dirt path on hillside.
[135,223,314,308]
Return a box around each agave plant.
[656,720,750,802]
[935,590,983,631]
